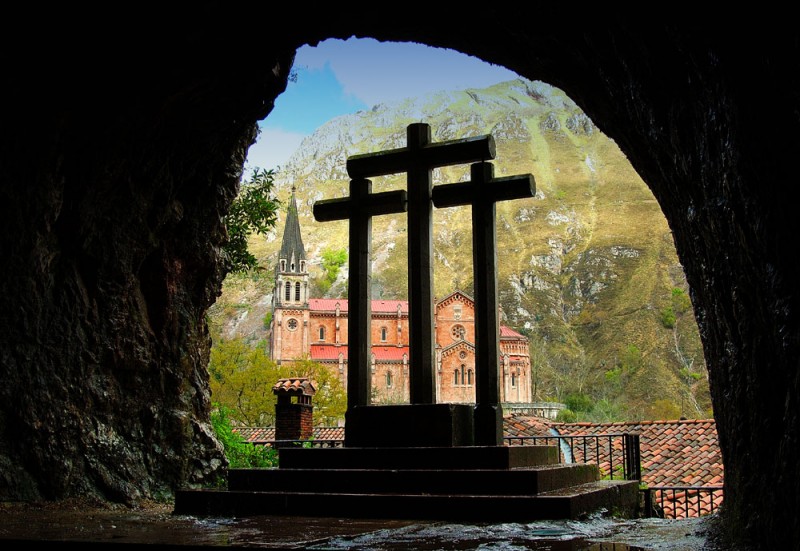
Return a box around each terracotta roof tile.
[503,414,724,517]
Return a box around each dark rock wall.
[1,8,797,549]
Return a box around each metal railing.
[643,485,724,518]
[503,433,641,481]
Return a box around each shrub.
[211,404,278,469]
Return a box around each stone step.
[228,463,599,495]
[277,444,559,470]
[173,479,640,521]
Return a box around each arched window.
[291,262,295,271]
[386,371,393,388]
[454,370,460,385]
[295,281,301,301]
[467,369,473,386]
[319,326,325,341]
[380,326,388,342]
[280,260,286,272]
[300,260,306,272]
[511,372,516,387]
[284,281,291,301]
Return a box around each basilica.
[268,190,532,405]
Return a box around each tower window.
[300,260,306,272]
[287,318,298,331]
[386,371,393,388]
[380,326,388,342]
[284,281,291,301]
[280,260,286,272]
[511,373,516,387]
[319,326,325,340]
[291,262,295,271]
[295,281,301,301]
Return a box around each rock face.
[1,10,798,550]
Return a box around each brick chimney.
[273,377,316,446]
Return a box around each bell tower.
[270,186,310,364]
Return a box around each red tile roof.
[500,326,526,339]
[272,377,316,395]
[310,345,410,361]
[372,346,410,361]
[309,299,409,313]
[234,426,344,443]
[309,344,346,361]
[504,414,724,517]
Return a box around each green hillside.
[209,78,711,422]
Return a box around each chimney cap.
[272,377,317,396]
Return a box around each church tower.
[270,186,310,365]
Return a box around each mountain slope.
[211,78,711,422]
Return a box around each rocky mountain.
[210,78,711,422]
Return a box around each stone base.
[344,403,475,447]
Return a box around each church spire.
[277,185,307,274]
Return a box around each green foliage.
[223,168,280,274]
[556,408,577,423]
[671,287,692,314]
[286,356,348,426]
[564,392,593,413]
[262,311,272,330]
[210,404,278,469]
[660,306,676,328]
[680,367,703,382]
[648,398,682,420]
[209,337,347,427]
[209,337,286,426]
[315,248,347,295]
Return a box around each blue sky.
[244,37,519,172]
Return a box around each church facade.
[269,191,532,405]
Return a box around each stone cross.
[313,179,406,409]
[432,162,536,445]
[346,123,496,404]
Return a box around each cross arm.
[346,135,497,179]
[432,170,536,208]
[313,189,408,222]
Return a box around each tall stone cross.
[313,179,407,410]
[432,162,536,445]
[345,123,496,405]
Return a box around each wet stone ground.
[0,499,722,550]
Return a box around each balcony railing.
[503,433,641,481]
[643,485,724,518]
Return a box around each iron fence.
[643,485,724,518]
[503,433,641,481]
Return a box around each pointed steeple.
[277,185,307,274]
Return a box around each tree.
[313,248,347,295]
[208,337,347,427]
[209,338,285,426]
[223,168,280,274]
[285,356,347,426]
